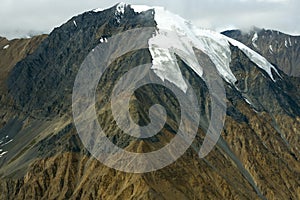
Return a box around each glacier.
[130,4,280,92]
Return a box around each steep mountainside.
[0,3,299,200]
[222,29,300,77]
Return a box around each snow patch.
[0,135,12,159]
[3,44,9,50]
[73,20,77,27]
[285,40,288,48]
[244,97,252,105]
[100,37,108,43]
[0,151,8,158]
[93,8,104,12]
[0,135,13,147]
[269,45,274,54]
[252,33,258,42]
[288,37,292,46]
[114,2,127,23]
[252,32,258,49]
[116,2,126,14]
[115,2,127,15]
[252,108,260,113]
[0,139,13,147]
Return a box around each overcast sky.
[1,0,299,39]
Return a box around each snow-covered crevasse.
[131,4,280,91]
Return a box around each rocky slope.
[0,3,299,200]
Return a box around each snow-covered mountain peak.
[129,5,280,91]
[92,4,280,92]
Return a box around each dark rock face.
[0,4,299,200]
[7,5,156,117]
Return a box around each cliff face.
[0,4,299,200]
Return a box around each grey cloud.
[0,0,299,39]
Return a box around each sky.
[1,0,299,39]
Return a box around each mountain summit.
[0,3,299,199]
